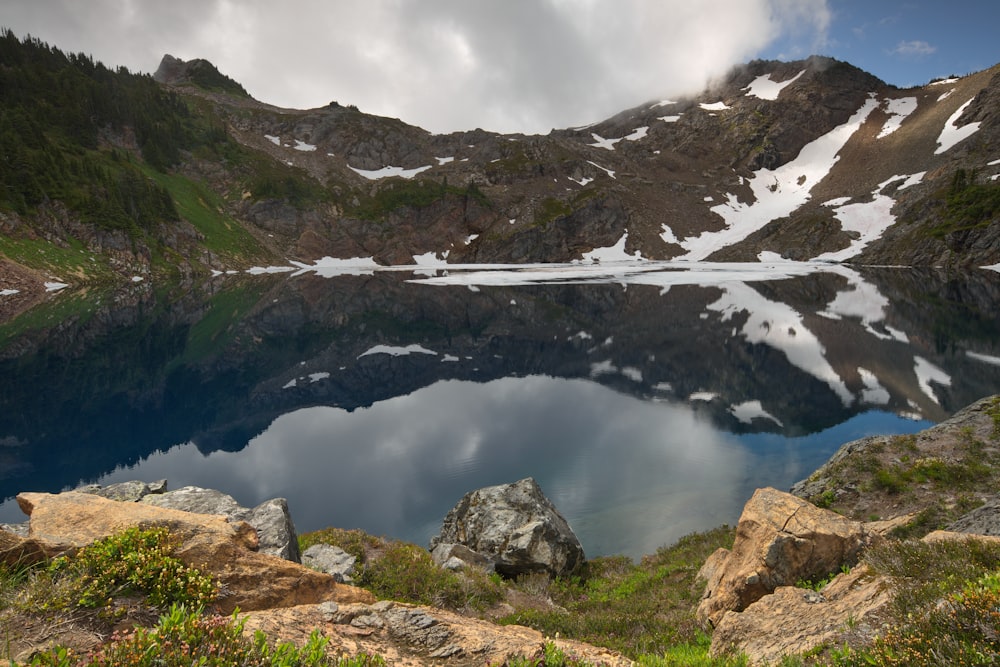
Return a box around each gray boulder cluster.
[51,475,584,582]
[430,477,585,579]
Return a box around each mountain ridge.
[0,32,998,316]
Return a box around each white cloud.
[890,40,937,57]
[2,0,831,135]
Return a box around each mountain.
[0,31,998,311]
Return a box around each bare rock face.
[302,544,357,583]
[710,530,1000,665]
[696,487,875,628]
[15,492,372,613]
[429,478,584,578]
[947,496,1000,536]
[242,600,632,667]
[142,486,301,562]
[709,566,892,665]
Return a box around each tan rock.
[241,600,632,667]
[697,487,876,628]
[921,529,1000,546]
[16,491,373,613]
[0,528,57,566]
[710,566,892,666]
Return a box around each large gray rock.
[142,486,301,563]
[302,544,356,583]
[76,479,168,502]
[948,497,1000,536]
[429,477,584,578]
[430,542,495,573]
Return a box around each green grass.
[348,178,490,222]
[497,527,735,660]
[0,234,116,282]
[141,166,271,262]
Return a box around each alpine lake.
[2,260,1000,560]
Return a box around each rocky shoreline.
[2,394,999,665]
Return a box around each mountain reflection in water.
[1,263,999,558]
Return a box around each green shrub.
[28,604,386,667]
[828,572,1000,666]
[47,526,217,611]
[493,641,609,667]
[359,540,489,608]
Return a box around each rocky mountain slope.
[0,32,998,307]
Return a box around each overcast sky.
[2,1,998,134]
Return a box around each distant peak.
[153,54,249,98]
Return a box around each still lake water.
[2,261,999,558]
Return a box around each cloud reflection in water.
[91,375,750,559]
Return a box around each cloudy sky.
[3,0,998,134]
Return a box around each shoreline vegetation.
[2,395,999,666]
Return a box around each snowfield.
[349,165,433,179]
[742,70,805,100]
[680,95,880,261]
[935,98,982,154]
[877,97,918,138]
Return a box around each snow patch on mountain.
[589,133,621,150]
[660,225,679,245]
[293,140,317,152]
[935,99,982,154]
[359,344,438,358]
[968,351,1000,367]
[350,165,433,179]
[290,256,380,277]
[699,101,731,111]
[877,97,918,138]
[658,115,682,123]
[587,161,616,179]
[679,95,880,261]
[588,127,648,150]
[625,126,648,141]
[583,232,643,262]
[814,195,896,262]
[742,70,805,100]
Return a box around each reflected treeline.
[1,266,999,504]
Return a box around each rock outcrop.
[429,477,585,578]
[3,487,630,666]
[15,491,369,614]
[696,487,876,628]
[302,543,357,583]
[707,527,1000,665]
[142,485,301,562]
[709,565,892,665]
[947,496,1000,536]
[242,600,631,667]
